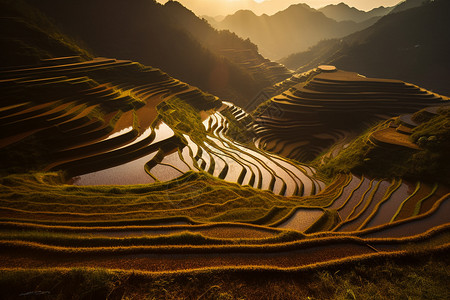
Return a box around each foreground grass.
[0,255,448,299]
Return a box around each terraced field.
[253,67,449,161]
[0,56,319,196]
[0,170,448,276]
[0,58,448,298]
[218,48,292,93]
[369,106,448,152]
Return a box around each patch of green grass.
[0,170,303,226]
[158,96,206,141]
[220,109,254,144]
[411,107,450,151]
[0,228,307,248]
[316,112,450,185]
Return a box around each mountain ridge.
[318,2,394,22]
[281,0,450,96]
[212,3,380,60]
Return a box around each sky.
[156,0,403,16]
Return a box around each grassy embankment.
[316,107,450,185]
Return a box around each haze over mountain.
[281,0,450,95]
[210,3,383,60]
[156,0,402,17]
[21,0,290,109]
[318,2,394,22]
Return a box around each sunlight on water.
[103,126,133,141]
[73,122,175,185]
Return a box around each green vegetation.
[0,255,448,299]
[316,112,450,185]
[220,109,254,144]
[0,170,308,225]
[157,94,216,143]
[0,229,307,248]
[411,107,450,151]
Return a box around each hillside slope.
[0,0,92,67]
[22,0,290,109]
[281,0,450,96]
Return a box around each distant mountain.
[20,0,290,109]
[318,2,393,22]
[173,0,301,17]
[213,4,379,60]
[281,0,450,96]
[172,0,401,18]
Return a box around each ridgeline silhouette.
[210,3,389,60]
[281,0,450,96]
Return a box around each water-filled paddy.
[72,110,322,197]
[73,122,175,185]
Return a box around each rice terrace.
[0,0,449,299]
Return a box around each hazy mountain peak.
[234,9,258,17]
[286,3,314,11]
[319,2,393,22]
[282,0,450,96]
[214,2,384,60]
[336,2,351,8]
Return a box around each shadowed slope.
[22,0,290,108]
[281,0,450,96]
[0,0,92,66]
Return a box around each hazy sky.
[157,0,403,16]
